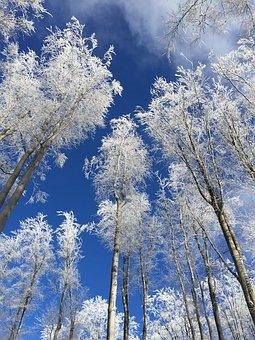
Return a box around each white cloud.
[59,0,235,58]
[63,0,180,53]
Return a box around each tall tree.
[0,214,53,339]
[0,17,122,230]
[85,116,149,340]
[51,212,85,340]
[138,64,255,322]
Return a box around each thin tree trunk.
[107,199,123,340]
[139,250,148,340]
[68,319,75,340]
[206,262,225,340]
[52,283,68,340]
[0,145,46,231]
[68,286,76,340]
[194,231,225,340]
[122,255,130,340]
[234,301,247,340]
[189,227,213,338]
[199,280,213,340]
[171,230,196,340]
[222,308,237,339]
[0,148,34,208]
[180,219,204,340]
[9,269,37,340]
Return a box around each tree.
[71,296,139,340]
[0,214,54,339]
[211,38,255,180]
[51,211,85,340]
[0,0,46,39]
[0,17,122,230]
[134,212,163,340]
[85,115,149,340]
[138,64,255,322]
[147,288,189,339]
[166,0,255,52]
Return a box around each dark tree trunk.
[215,209,255,325]
[53,283,68,340]
[0,146,46,232]
[122,255,130,340]
[0,148,34,208]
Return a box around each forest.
[0,0,255,339]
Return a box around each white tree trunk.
[107,199,123,340]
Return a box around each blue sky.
[4,1,179,333]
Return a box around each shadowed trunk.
[199,280,213,340]
[122,255,130,340]
[68,319,75,340]
[52,283,68,340]
[215,208,255,325]
[0,148,34,208]
[0,145,46,232]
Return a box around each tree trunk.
[194,231,225,340]
[68,319,75,340]
[9,269,37,340]
[186,141,255,323]
[171,231,196,340]
[139,251,148,340]
[68,286,77,340]
[181,220,204,340]
[52,283,68,340]
[0,148,34,209]
[199,280,213,340]
[122,255,130,340]
[215,208,255,324]
[107,199,123,340]
[206,261,225,340]
[0,145,46,232]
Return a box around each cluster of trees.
[0,0,255,339]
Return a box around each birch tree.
[50,211,85,340]
[0,17,121,230]
[71,296,139,340]
[138,65,255,323]
[0,214,54,339]
[134,213,163,340]
[147,288,189,339]
[85,116,149,340]
[211,39,255,181]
